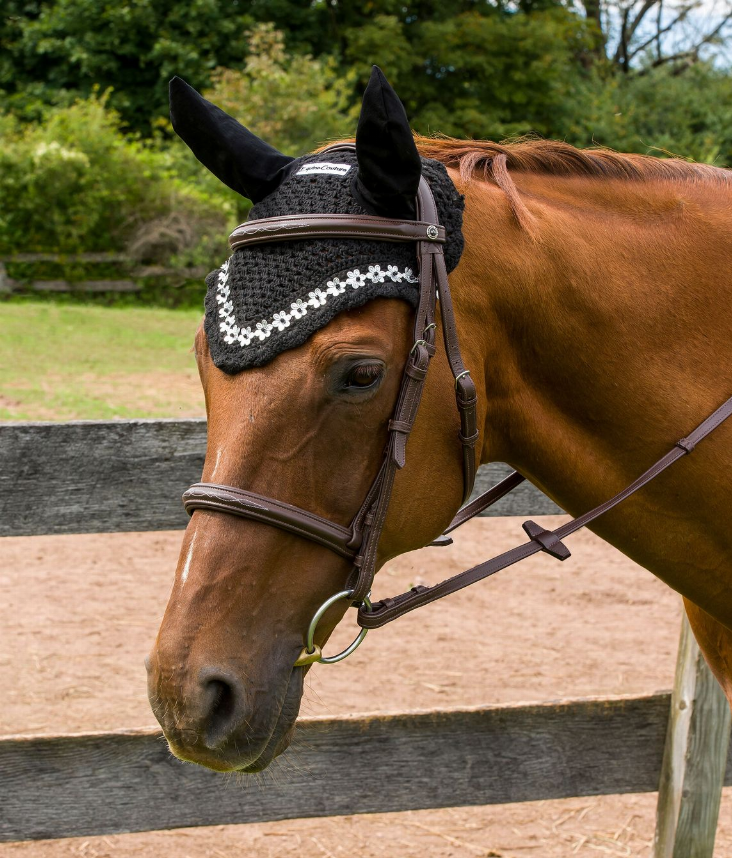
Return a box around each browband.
[230,214,446,250]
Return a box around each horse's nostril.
[201,675,243,750]
[209,678,235,719]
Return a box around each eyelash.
[346,363,384,388]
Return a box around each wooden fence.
[0,419,730,855]
[0,252,207,293]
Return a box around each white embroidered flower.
[386,264,399,277]
[239,326,254,346]
[368,264,386,283]
[345,269,367,289]
[222,300,234,314]
[222,321,240,343]
[272,311,291,331]
[326,277,345,296]
[290,299,308,319]
[403,267,418,282]
[308,288,327,308]
[255,320,273,339]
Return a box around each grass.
[0,301,206,420]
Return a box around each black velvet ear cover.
[169,76,295,202]
[354,66,422,219]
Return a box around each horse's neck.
[457,171,732,519]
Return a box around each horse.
[147,67,732,773]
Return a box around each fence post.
[654,613,731,858]
[0,262,13,292]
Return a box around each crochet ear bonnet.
[170,69,465,374]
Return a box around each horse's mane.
[413,135,732,187]
[322,135,730,233]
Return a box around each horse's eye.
[344,362,385,390]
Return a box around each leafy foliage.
[1,0,253,129]
[205,24,358,156]
[586,63,732,165]
[396,9,598,139]
[0,91,234,260]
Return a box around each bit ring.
[294,589,372,666]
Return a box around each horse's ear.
[169,76,295,203]
[354,66,421,218]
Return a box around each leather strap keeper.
[522,520,571,560]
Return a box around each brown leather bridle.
[183,143,732,665]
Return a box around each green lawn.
[0,302,206,420]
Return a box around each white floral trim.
[215,259,419,348]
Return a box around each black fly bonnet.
[205,150,464,372]
[169,70,464,373]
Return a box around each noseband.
[184,143,732,666]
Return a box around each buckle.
[454,370,470,390]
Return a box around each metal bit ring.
[294,590,372,666]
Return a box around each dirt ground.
[2,517,731,857]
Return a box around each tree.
[579,0,732,73]
[206,24,358,156]
[1,0,254,130]
[344,9,599,140]
[575,60,732,163]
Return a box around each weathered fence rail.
[0,419,561,537]
[0,253,207,293]
[0,419,728,854]
[4,693,725,843]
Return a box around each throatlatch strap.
[358,393,732,629]
[443,470,526,535]
[431,248,478,503]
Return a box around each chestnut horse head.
[149,68,732,772]
[147,68,474,771]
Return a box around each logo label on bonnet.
[295,163,352,178]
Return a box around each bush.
[0,91,236,264]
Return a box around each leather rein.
[183,144,732,666]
